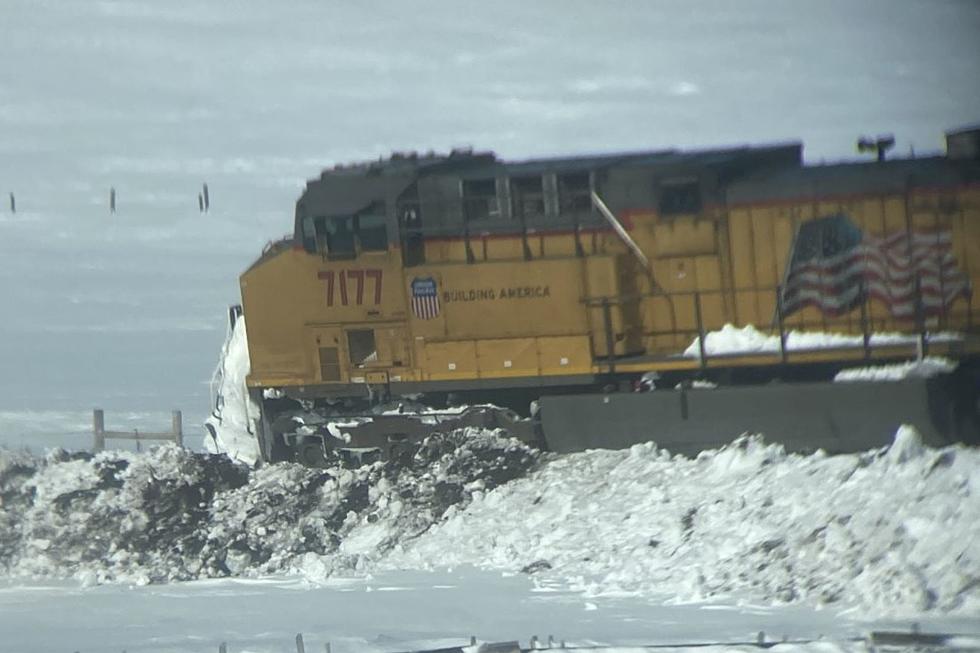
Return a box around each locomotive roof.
[310,141,804,181]
[727,154,980,204]
[452,142,802,179]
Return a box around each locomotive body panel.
[239,131,980,404]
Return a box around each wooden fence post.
[93,409,105,451]
[172,410,183,447]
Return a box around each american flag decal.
[410,277,440,320]
[781,214,971,319]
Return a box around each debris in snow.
[833,357,957,382]
[521,559,553,574]
[684,324,961,358]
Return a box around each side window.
[462,178,499,221]
[511,175,545,220]
[301,216,317,253]
[347,329,377,367]
[558,172,591,215]
[658,178,702,216]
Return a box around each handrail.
[590,191,649,268]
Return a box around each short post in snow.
[109,187,116,214]
[172,410,183,447]
[8,192,14,213]
[93,409,106,452]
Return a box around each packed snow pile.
[0,429,538,585]
[204,317,262,466]
[2,427,978,617]
[834,357,958,382]
[684,324,960,358]
[384,427,980,617]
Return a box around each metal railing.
[586,282,977,372]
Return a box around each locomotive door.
[309,326,347,384]
[399,203,425,267]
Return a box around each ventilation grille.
[318,347,340,382]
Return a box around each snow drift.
[2,427,978,618]
[0,429,538,584]
[385,427,980,617]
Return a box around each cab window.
[357,206,388,251]
[323,216,356,258]
[308,209,388,258]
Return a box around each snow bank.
[833,357,957,382]
[204,317,261,466]
[684,324,960,358]
[3,427,977,618]
[0,429,537,585]
[384,428,980,617]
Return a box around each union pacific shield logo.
[410,277,440,319]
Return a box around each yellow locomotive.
[237,126,980,463]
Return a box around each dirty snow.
[4,426,978,620]
[0,429,538,585]
[683,324,960,358]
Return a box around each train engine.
[229,127,980,465]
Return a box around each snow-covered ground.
[5,568,962,653]
[3,427,978,630]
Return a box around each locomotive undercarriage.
[257,391,540,468]
[252,354,980,468]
